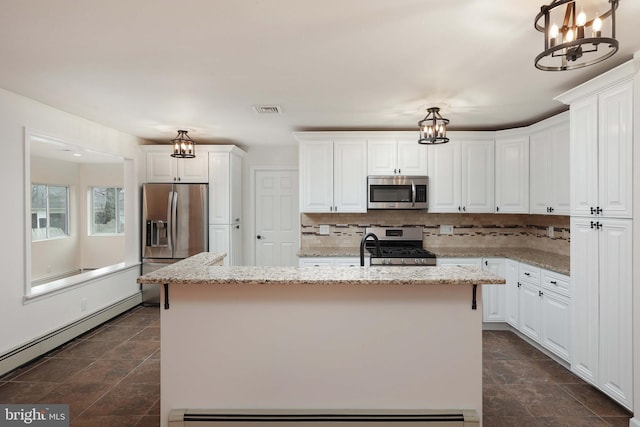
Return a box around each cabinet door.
[598,219,633,408]
[570,95,599,216]
[495,137,529,213]
[396,138,427,175]
[598,81,633,218]
[541,290,570,361]
[518,281,541,342]
[230,223,242,266]
[427,140,461,213]
[229,152,242,224]
[461,139,494,213]
[299,140,334,213]
[209,224,230,266]
[504,259,520,328]
[570,217,599,385]
[333,139,367,213]
[551,122,570,215]
[367,139,397,175]
[146,152,177,183]
[482,258,505,322]
[208,153,231,224]
[529,129,552,214]
[177,156,209,183]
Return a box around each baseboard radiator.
[169,409,480,427]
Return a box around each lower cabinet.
[299,257,360,267]
[209,224,242,266]
[504,259,520,328]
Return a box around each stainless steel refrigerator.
[141,183,208,304]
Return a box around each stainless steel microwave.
[367,176,428,210]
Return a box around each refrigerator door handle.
[171,191,178,255]
[166,192,174,255]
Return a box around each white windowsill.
[25,261,141,303]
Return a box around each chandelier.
[534,0,619,71]
[418,107,449,144]
[170,130,196,158]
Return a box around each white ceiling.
[2,0,640,149]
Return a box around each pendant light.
[418,107,449,144]
[170,130,196,158]
[534,0,619,71]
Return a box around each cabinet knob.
[398,169,401,174]
[496,206,500,212]
[256,235,263,240]
[524,272,530,276]
[539,290,544,297]
[517,282,522,287]
[462,206,466,212]
[550,280,557,285]
[549,207,554,213]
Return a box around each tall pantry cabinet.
[556,61,635,410]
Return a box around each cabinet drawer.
[298,258,334,267]
[519,263,541,283]
[542,270,570,297]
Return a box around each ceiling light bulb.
[576,11,587,26]
[593,16,602,31]
[550,24,559,38]
[566,28,574,42]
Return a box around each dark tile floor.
[0,307,633,426]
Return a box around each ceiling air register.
[534,0,619,71]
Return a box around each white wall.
[241,145,298,265]
[0,86,144,357]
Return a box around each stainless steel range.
[364,226,436,266]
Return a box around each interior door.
[255,169,299,266]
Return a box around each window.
[31,184,69,241]
[91,187,124,234]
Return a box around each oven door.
[367,176,428,209]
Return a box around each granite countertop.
[137,252,505,286]
[297,247,570,276]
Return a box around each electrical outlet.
[440,225,454,235]
[319,225,330,235]
[548,226,554,238]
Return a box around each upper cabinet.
[367,137,427,176]
[569,81,633,218]
[495,131,529,214]
[529,113,570,215]
[427,133,494,213]
[144,147,209,183]
[208,146,244,225]
[297,135,367,213]
[556,60,635,219]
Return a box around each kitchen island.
[138,252,505,427]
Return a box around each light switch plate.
[440,225,454,235]
[319,224,330,235]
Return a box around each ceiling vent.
[253,105,282,114]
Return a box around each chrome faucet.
[360,232,381,267]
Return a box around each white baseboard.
[0,292,142,377]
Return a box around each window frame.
[31,183,70,241]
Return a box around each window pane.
[48,186,68,236]
[31,184,47,241]
[117,188,125,233]
[92,186,124,234]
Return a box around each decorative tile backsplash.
[301,212,570,256]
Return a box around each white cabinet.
[495,134,529,213]
[529,113,570,215]
[298,257,360,267]
[209,224,242,266]
[207,146,245,266]
[482,258,505,322]
[299,138,367,213]
[208,148,243,225]
[569,80,633,218]
[427,135,494,213]
[517,264,542,342]
[367,138,427,176]
[570,217,633,409]
[145,148,209,183]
